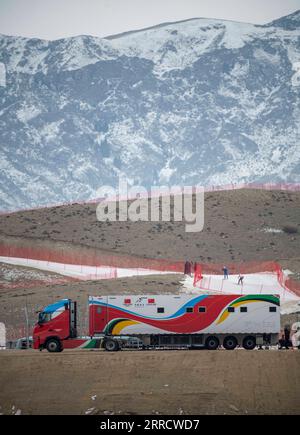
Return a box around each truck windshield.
[38,312,52,323]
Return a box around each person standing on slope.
[184,261,191,276]
[238,274,244,285]
[222,266,229,279]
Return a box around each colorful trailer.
[33,294,280,352]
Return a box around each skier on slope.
[222,266,229,279]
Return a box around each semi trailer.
[33,294,280,352]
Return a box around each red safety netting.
[284,278,300,298]
[0,242,183,272]
[198,261,282,275]
[1,183,299,216]
[204,182,300,192]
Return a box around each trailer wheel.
[243,336,256,350]
[223,336,238,350]
[46,338,61,353]
[205,336,219,350]
[105,339,120,352]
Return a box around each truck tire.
[105,339,120,352]
[223,336,238,350]
[205,336,219,350]
[46,338,62,353]
[243,336,256,350]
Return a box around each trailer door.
[89,296,108,335]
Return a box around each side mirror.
[37,313,44,325]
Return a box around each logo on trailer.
[134,296,148,307]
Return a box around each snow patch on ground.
[85,407,95,415]
[280,300,300,315]
[0,256,179,280]
[0,262,64,283]
[261,227,283,234]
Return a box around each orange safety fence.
[198,260,282,275]
[204,182,300,192]
[284,278,300,298]
[0,242,184,272]
[1,183,300,216]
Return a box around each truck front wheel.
[46,338,62,353]
[104,339,120,352]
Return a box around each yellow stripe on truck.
[217,300,259,325]
[112,320,140,335]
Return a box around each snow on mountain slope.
[109,18,261,74]
[0,34,118,74]
[0,11,300,211]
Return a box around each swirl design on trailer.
[90,295,279,334]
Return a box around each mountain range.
[0,10,300,211]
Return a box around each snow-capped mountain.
[0,10,300,211]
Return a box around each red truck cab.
[33,299,77,352]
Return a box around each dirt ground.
[0,349,299,415]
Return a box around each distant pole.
[24,297,30,349]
